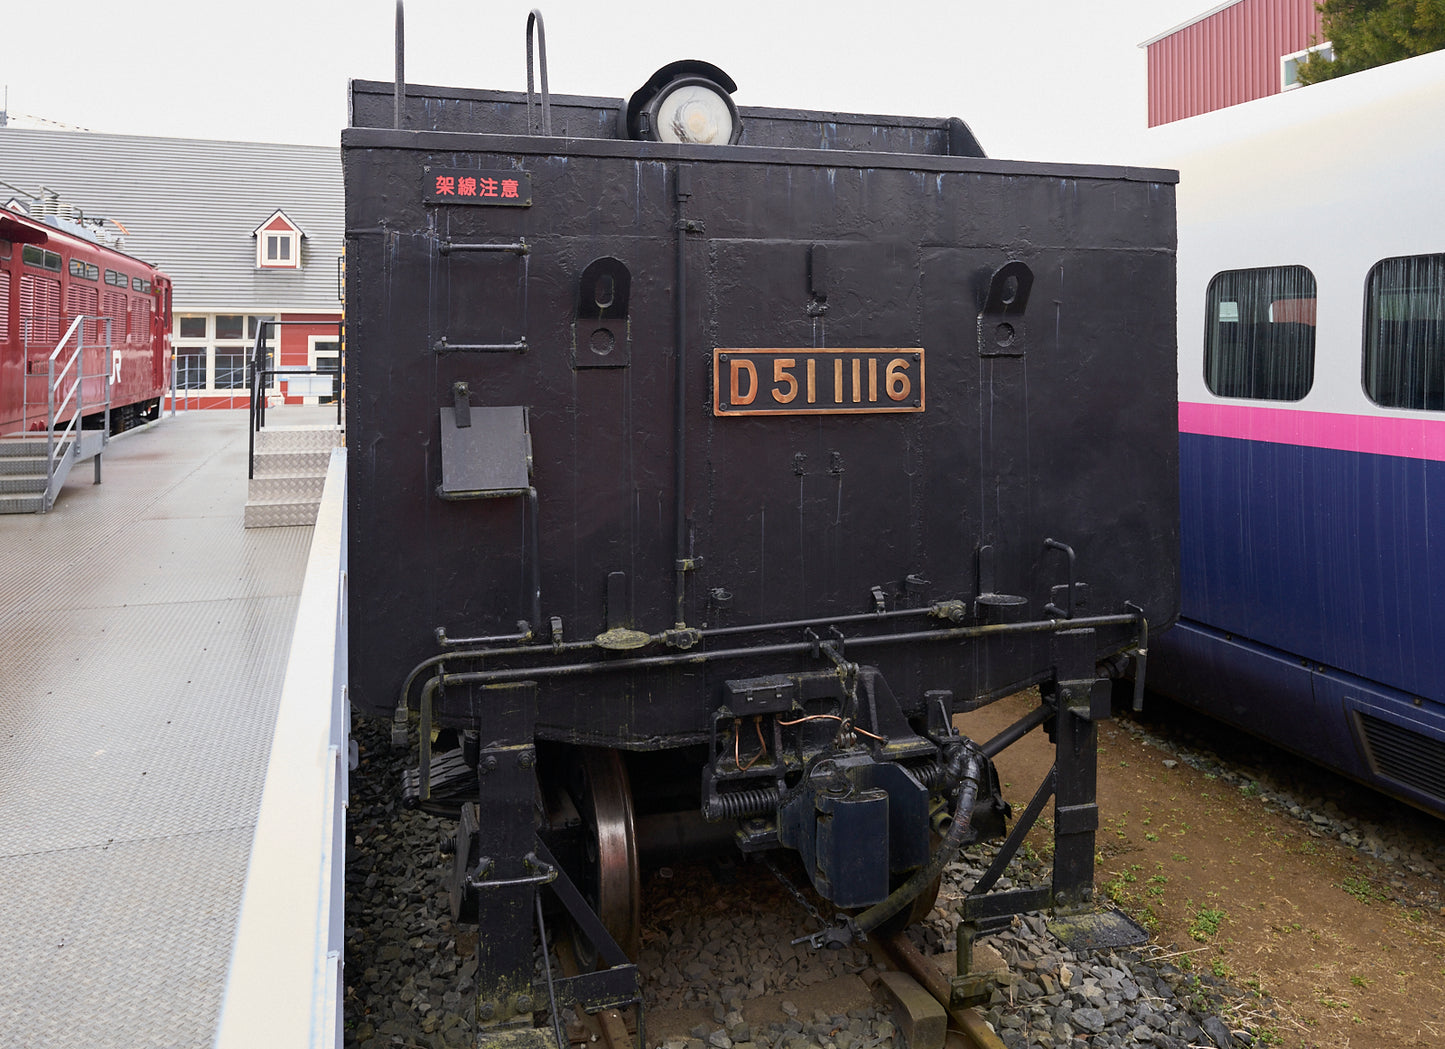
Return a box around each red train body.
[1,205,172,435]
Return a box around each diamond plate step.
[243,500,322,528]
[252,449,334,477]
[244,426,340,527]
[0,473,48,495]
[0,492,46,513]
[0,439,72,469]
[0,455,49,476]
[253,426,344,454]
[247,475,325,503]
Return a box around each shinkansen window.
[1204,266,1317,401]
[1363,254,1445,411]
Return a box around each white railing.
[215,448,349,1049]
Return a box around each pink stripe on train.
[1178,402,1445,462]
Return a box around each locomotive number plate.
[713,349,924,416]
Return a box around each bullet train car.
[1144,48,1445,816]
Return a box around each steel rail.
[877,931,1007,1049]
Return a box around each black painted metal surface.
[343,81,1178,733]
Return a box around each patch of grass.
[1189,903,1227,942]
[1341,875,1386,904]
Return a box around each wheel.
[867,826,944,938]
[567,748,641,964]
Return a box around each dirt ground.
[956,691,1445,1049]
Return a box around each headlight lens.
[654,83,736,145]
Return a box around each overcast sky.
[2,0,1210,163]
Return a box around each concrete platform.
[0,410,313,1047]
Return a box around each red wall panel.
[1147,0,1324,125]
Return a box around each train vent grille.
[1360,714,1445,804]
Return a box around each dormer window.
[252,209,306,270]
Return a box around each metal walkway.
[0,410,317,1048]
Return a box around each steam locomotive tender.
[344,40,1178,1041]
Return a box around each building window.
[176,349,208,390]
[215,352,249,390]
[1364,254,1445,411]
[264,233,294,264]
[1204,266,1316,401]
[1281,42,1334,91]
[309,337,341,405]
[171,313,279,397]
[253,210,305,270]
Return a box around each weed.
[1342,875,1385,904]
[1172,852,1187,863]
[1349,974,1368,988]
[1145,832,1159,842]
[1189,904,1226,942]
[1239,780,1260,797]
[1211,958,1234,980]
[1318,993,1349,1010]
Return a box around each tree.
[1297,0,1445,84]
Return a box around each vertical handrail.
[20,318,31,432]
[336,318,345,428]
[526,10,553,135]
[25,313,98,508]
[248,323,270,480]
[394,0,406,130]
[46,356,55,478]
[245,318,345,479]
[102,312,113,445]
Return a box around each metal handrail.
[22,314,112,506]
[247,320,344,479]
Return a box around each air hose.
[853,744,984,935]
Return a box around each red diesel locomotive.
[1,204,172,435]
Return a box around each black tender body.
[343,80,1179,732]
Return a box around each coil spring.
[907,758,945,791]
[704,785,780,821]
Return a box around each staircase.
[244,425,345,528]
[0,430,105,514]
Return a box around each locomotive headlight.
[649,79,739,144]
[625,61,743,144]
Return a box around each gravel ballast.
[342,709,1440,1049]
